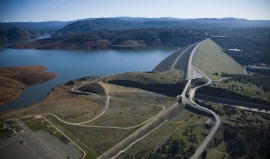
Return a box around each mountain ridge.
[52,17,270,37]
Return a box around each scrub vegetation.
[195,100,270,159]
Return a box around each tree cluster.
[197,85,270,107]
[44,28,208,44]
[148,138,195,159]
[221,73,270,93]
[212,28,270,65]
[224,123,270,159]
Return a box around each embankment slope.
[192,39,244,80]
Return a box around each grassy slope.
[116,109,210,159]
[212,80,270,102]
[192,39,244,80]
[110,69,184,84]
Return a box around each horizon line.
[1,16,270,23]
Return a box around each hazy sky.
[0,0,270,22]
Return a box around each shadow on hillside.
[108,80,185,97]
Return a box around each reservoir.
[0,47,177,111]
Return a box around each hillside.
[2,17,270,45]
[211,28,270,65]
[0,21,72,44]
[192,39,244,80]
[0,21,70,33]
[0,28,39,44]
[52,18,136,37]
[9,28,207,50]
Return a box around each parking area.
[0,119,81,159]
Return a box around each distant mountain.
[0,21,73,44]
[9,28,208,50]
[52,18,137,37]
[0,27,39,44]
[2,17,270,44]
[52,17,270,37]
[0,21,71,33]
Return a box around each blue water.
[0,47,177,111]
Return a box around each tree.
[201,150,207,159]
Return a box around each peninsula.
[0,66,57,107]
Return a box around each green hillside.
[192,38,244,80]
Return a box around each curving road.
[185,39,221,159]
[187,39,208,80]
[171,42,199,69]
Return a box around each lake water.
[0,47,177,111]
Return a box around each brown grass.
[0,87,105,123]
[0,75,26,106]
[0,66,57,107]
[0,65,46,73]
[0,65,57,85]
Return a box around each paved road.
[188,99,220,159]
[187,71,220,159]
[187,39,208,80]
[170,43,198,69]
[0,119,81,159]
[184,39,220,159]
[243,67,248,75]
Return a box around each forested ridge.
[52,17,270,37]
[212,28,270,65]
[47,28,207,43]
[8,27,270,67]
